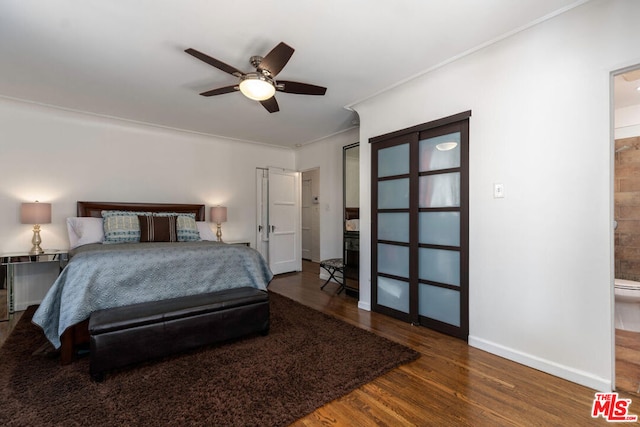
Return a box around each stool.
[320,258,345,294]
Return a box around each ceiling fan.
[185,42,327,113]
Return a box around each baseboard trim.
[358,301,371,311]
[468,335,611,392]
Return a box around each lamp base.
[30,225,44,254]
[216,223,223,242]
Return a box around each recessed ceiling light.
[436,142,458,151]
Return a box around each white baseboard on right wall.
[468,335,611,392]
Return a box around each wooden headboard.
[77,201,206,221]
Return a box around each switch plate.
[494,183,504,198]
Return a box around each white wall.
[353,0,640,391]
[0,97,294,307]
[296,128,359,263]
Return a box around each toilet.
[615,278,640,332]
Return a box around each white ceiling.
[615,71,640,110]
[1,0,589,149]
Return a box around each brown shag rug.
[0,292,419,426]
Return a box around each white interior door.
[255,168,269,261]
[268,167,301,274]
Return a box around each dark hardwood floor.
[269,261,637,426]
[1,260,638,425]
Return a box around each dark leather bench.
[89,287,269,381]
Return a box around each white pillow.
[66,217,104,249]
[197,221,217,241]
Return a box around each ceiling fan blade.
[185,48,245,77]
[260,97,279,113]
[258,42,294,77]
[277,81,327,96]
[199,85,238,97]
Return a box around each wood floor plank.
[269,261,639,425]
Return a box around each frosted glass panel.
[378,213,409,243]
[419,248,460,286]
[419,284,460,326]
[378,178,409,209]
[419,132,461,172]
[377,276,409,313]
[378,244,409,278]
[419,212,460,246]
[419,173,460,208]
[378,143,409,177]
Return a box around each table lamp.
[210,206,227,242]
[21,201,52,254]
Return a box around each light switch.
[494,183,504,198]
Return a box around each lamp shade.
[210,206,228,224]
[21,202,51,225]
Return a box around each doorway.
[614,66,640,395]
[301,168,320,262]
[255,167,302,275]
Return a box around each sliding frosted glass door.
[371,112,469,339]
[375,140,412,317]
[417,128,466,336]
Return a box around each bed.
[32,201,273,364]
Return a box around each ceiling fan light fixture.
[239,74,276,101]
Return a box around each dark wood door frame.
[370,111,471,340]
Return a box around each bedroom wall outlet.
[494,183,505,198]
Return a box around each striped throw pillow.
[139,215,178,242]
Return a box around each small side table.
[0,250,68,321]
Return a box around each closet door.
[416,122,468,339]
[372,134,416,323]
[372,113,469,339]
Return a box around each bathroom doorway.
[614,65,640,395]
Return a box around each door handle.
[271,225,276,232]
[258,225,263,232]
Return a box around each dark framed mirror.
[343,143,360,295]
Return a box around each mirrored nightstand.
[0,250,68,321]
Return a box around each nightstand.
[0,250,68,321]
[227,241,250,247]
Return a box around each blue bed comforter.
[32,241,273,348]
